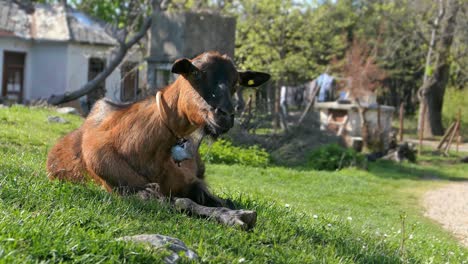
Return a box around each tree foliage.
[51,0,466,121]
[227,0,466,117]
[230,0,353,84]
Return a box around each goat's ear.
[238,71,271,88]
[171,58,198,75]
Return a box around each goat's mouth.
[201,107,235,138]
[203,122,230,139]
[203,115,234,139]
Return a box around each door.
[2,51,26,103]
[120,62,138,102]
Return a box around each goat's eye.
[192,70,204,80]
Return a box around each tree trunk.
[273,82,280,129]
[279,85,289,131]
[418,0,460,137]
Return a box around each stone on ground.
[56,107,80,115]
[47,115,69,124]
[118,234,198,263]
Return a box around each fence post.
[418,104,427,155]
[456,108,461,153]
[399,103,404,142]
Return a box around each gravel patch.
[423,182,468,247]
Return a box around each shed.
[315,101,395,150]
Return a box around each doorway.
[2,51,26,103]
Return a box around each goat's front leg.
[174,198,257,231]
[186,181,235,209]
[137,180,234,209]
[136,182,257,231]
[136,183,165,201]
[82,145,150,193]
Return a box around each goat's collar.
[156,91,194,167]
[156,91,184,141]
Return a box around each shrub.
[306,144,365,171]
[199,139,270,167]
[442,86,468,136]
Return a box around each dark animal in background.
[367,142,416,163]
[47,51,270,207]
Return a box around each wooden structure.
[315,102,395,151]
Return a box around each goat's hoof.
[224,209,257,231]
[137,183,163,201]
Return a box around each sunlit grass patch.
[0,106,467,263]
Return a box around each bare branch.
[47,15,153,105]
[47,0,173,105]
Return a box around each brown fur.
[47,51,270,207]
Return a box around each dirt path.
[423,182,468,247]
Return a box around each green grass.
[443,87,468,137]
[1,105,467,263]
[393,114,419,139]
[199,139,270,167]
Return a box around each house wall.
[29,42,68,100]
[1,38,141,104]
[0,37,33,102]
[67,43,121,102]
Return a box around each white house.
[0,1,144,110]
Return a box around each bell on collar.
[171,139,193,167]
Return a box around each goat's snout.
[213,107,235,132]
[214,107,234,117]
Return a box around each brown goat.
[47,51,270,207]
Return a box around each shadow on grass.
[368,159,468,182]
[279,149,467,182]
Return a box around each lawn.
[0,105,467,263]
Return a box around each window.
[154,63,175,89]
[120,62,139,102]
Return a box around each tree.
[47,0,172,105]
[338,38,386,99]
[418,0,461,137]
[230,0,353,129]
[344,0,466,119]
[352,1,426,113]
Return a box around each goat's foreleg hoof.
[174,198,257,231]
[137,183,164,201]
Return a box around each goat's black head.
[172,51,270,137]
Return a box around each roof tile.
[0,1,115,45]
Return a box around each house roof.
[0,1,116,45]
[0,0,30,39]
